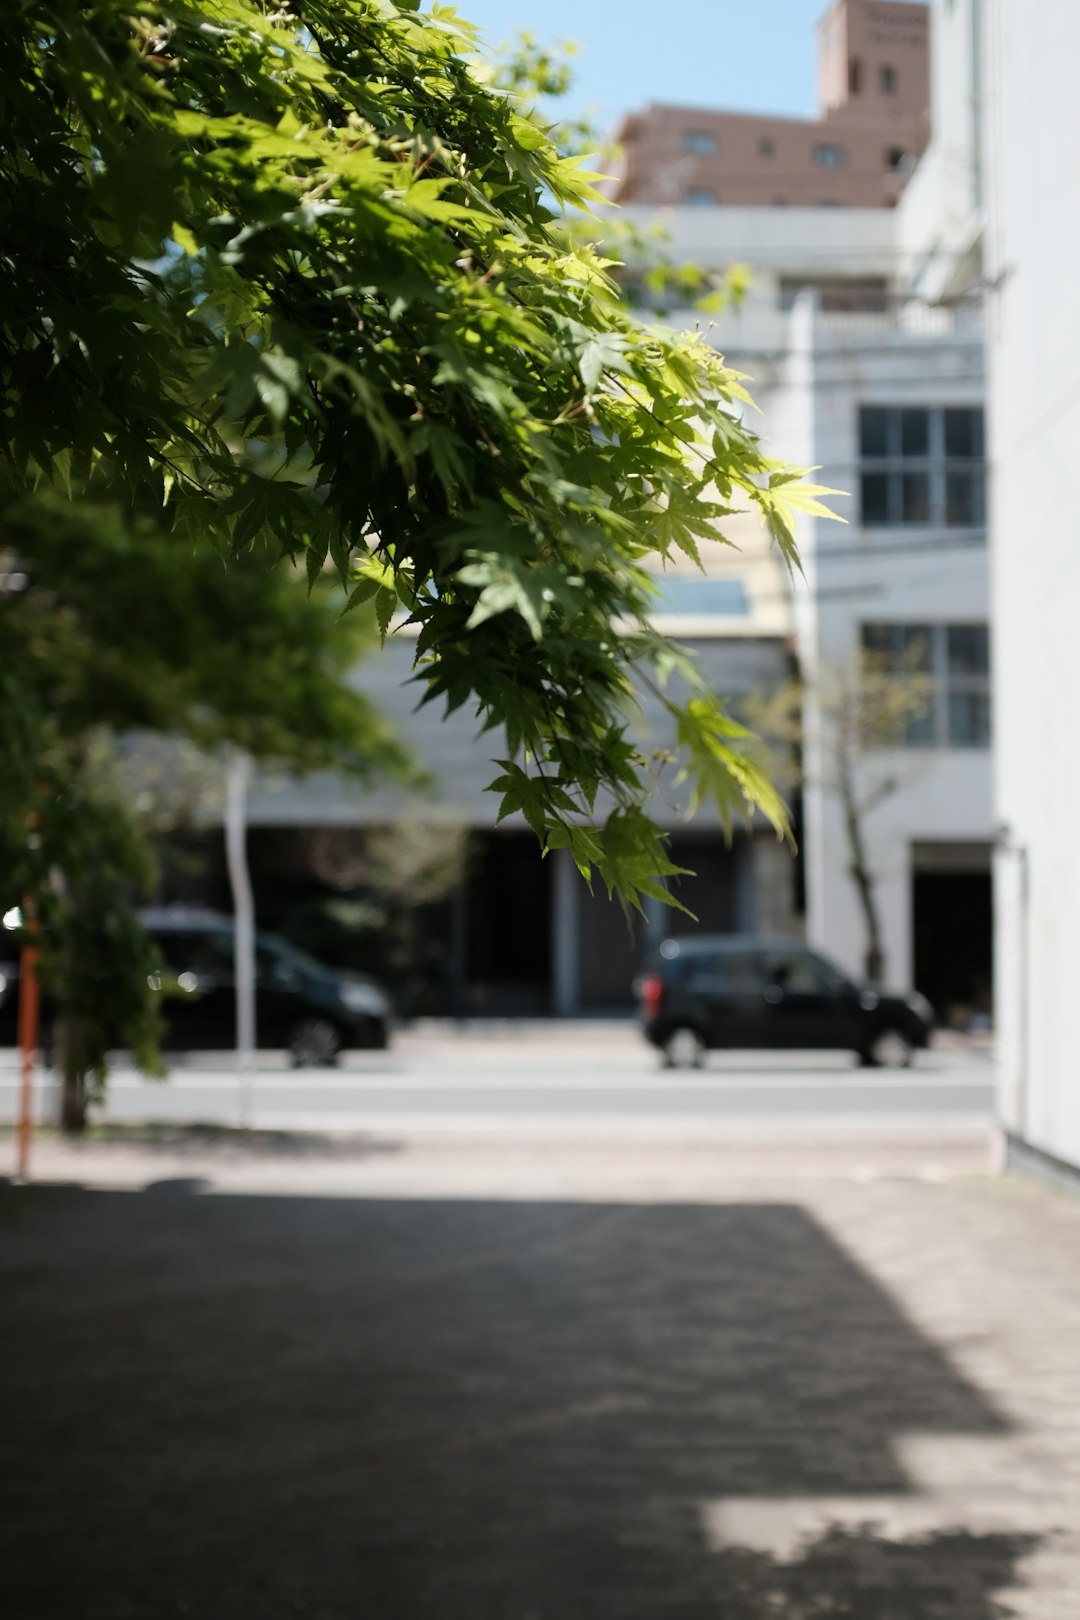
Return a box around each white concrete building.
[618,5,994,1020]
[984,1,1080,1176]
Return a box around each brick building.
[609,0,929,210]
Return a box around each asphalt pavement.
[2,1096,1076,1620]
[0,1023,994,1135]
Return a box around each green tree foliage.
[0,505,407,1122]
[3,495,406,772]
[2,0,833,924]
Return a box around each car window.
[761,952,843,993]
[684,953,762,993]
[807,953,852,993]
[256,941,306,985]
[257,932,325,978]
[155,930,234,977]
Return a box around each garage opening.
[911,842,993,1028]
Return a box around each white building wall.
[985,0,1080,1167]
[771,296,990,989]
[897,0,984,300]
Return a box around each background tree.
[745,651,932,984]
[291,820,470,1007]
[2,0,831,925]
[0,498,408,1127]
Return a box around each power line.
[621,245,982,263]
[692,534,987,569]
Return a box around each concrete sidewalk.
[1,1130,1076,1618]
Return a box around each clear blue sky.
[455,0,830,131]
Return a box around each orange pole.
[16,933,40,1181]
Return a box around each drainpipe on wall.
[994,823,1029,1169]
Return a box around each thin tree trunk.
[57,1009,89,1134]
[838,742,885,985]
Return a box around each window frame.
[681,129,718,156]
[859,405,986,529]
[859,621,991,749]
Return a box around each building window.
[682,130,717,155]
[860,623,991,748]
[683,188,717,206]
[859,406,986,527]
[781,278,888,312]
[849,57,863,94]
[814,143,848,168]
[880,63,897,94]
[887,146,912,172]
[652,578,750,617]
[759,136,775,157]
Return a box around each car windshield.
[257,933,328,978]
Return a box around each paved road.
[1,1026,996,1135]
[2,1124,1076,1619]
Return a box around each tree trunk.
[838,748,886,986]
[56,1010,89,1134]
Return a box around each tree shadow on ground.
[0,1186,1038,1618]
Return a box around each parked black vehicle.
[143,909,391,1065]
[639,936,933,1069]
[0,908,391,1064]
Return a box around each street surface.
[0,1022,996,1142]
[2,1091,1078,1619]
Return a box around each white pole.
[225,753,256,1129]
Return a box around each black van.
[639,936,933,1069]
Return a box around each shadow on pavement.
[0,1185,1034,1618]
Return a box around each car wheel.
[663,1026,706,1070]
[862,1028,915,1069]
[288,1017,343,1068]
[358,1019,389,1051]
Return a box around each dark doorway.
[577,890,645,1012]
[466,832,552,1015]
[912,865,993,1026]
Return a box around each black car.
[0,910,392,1065]
[639,936,933,1069]
[143,909,391,1065]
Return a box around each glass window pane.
[944,408,984,458]
[654,578,750,616]
[861,471,891,524]
[859,407,889,457]
[860,622,892,660]
[946,469,985,525]
[901,471,932,522]
[896,625,933,672]
[947,691,991,746]
[761,954,821,992]
[947,624,989,675]
[809,954,850,992]
[900,409,930,457]
[904,699,938,746]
